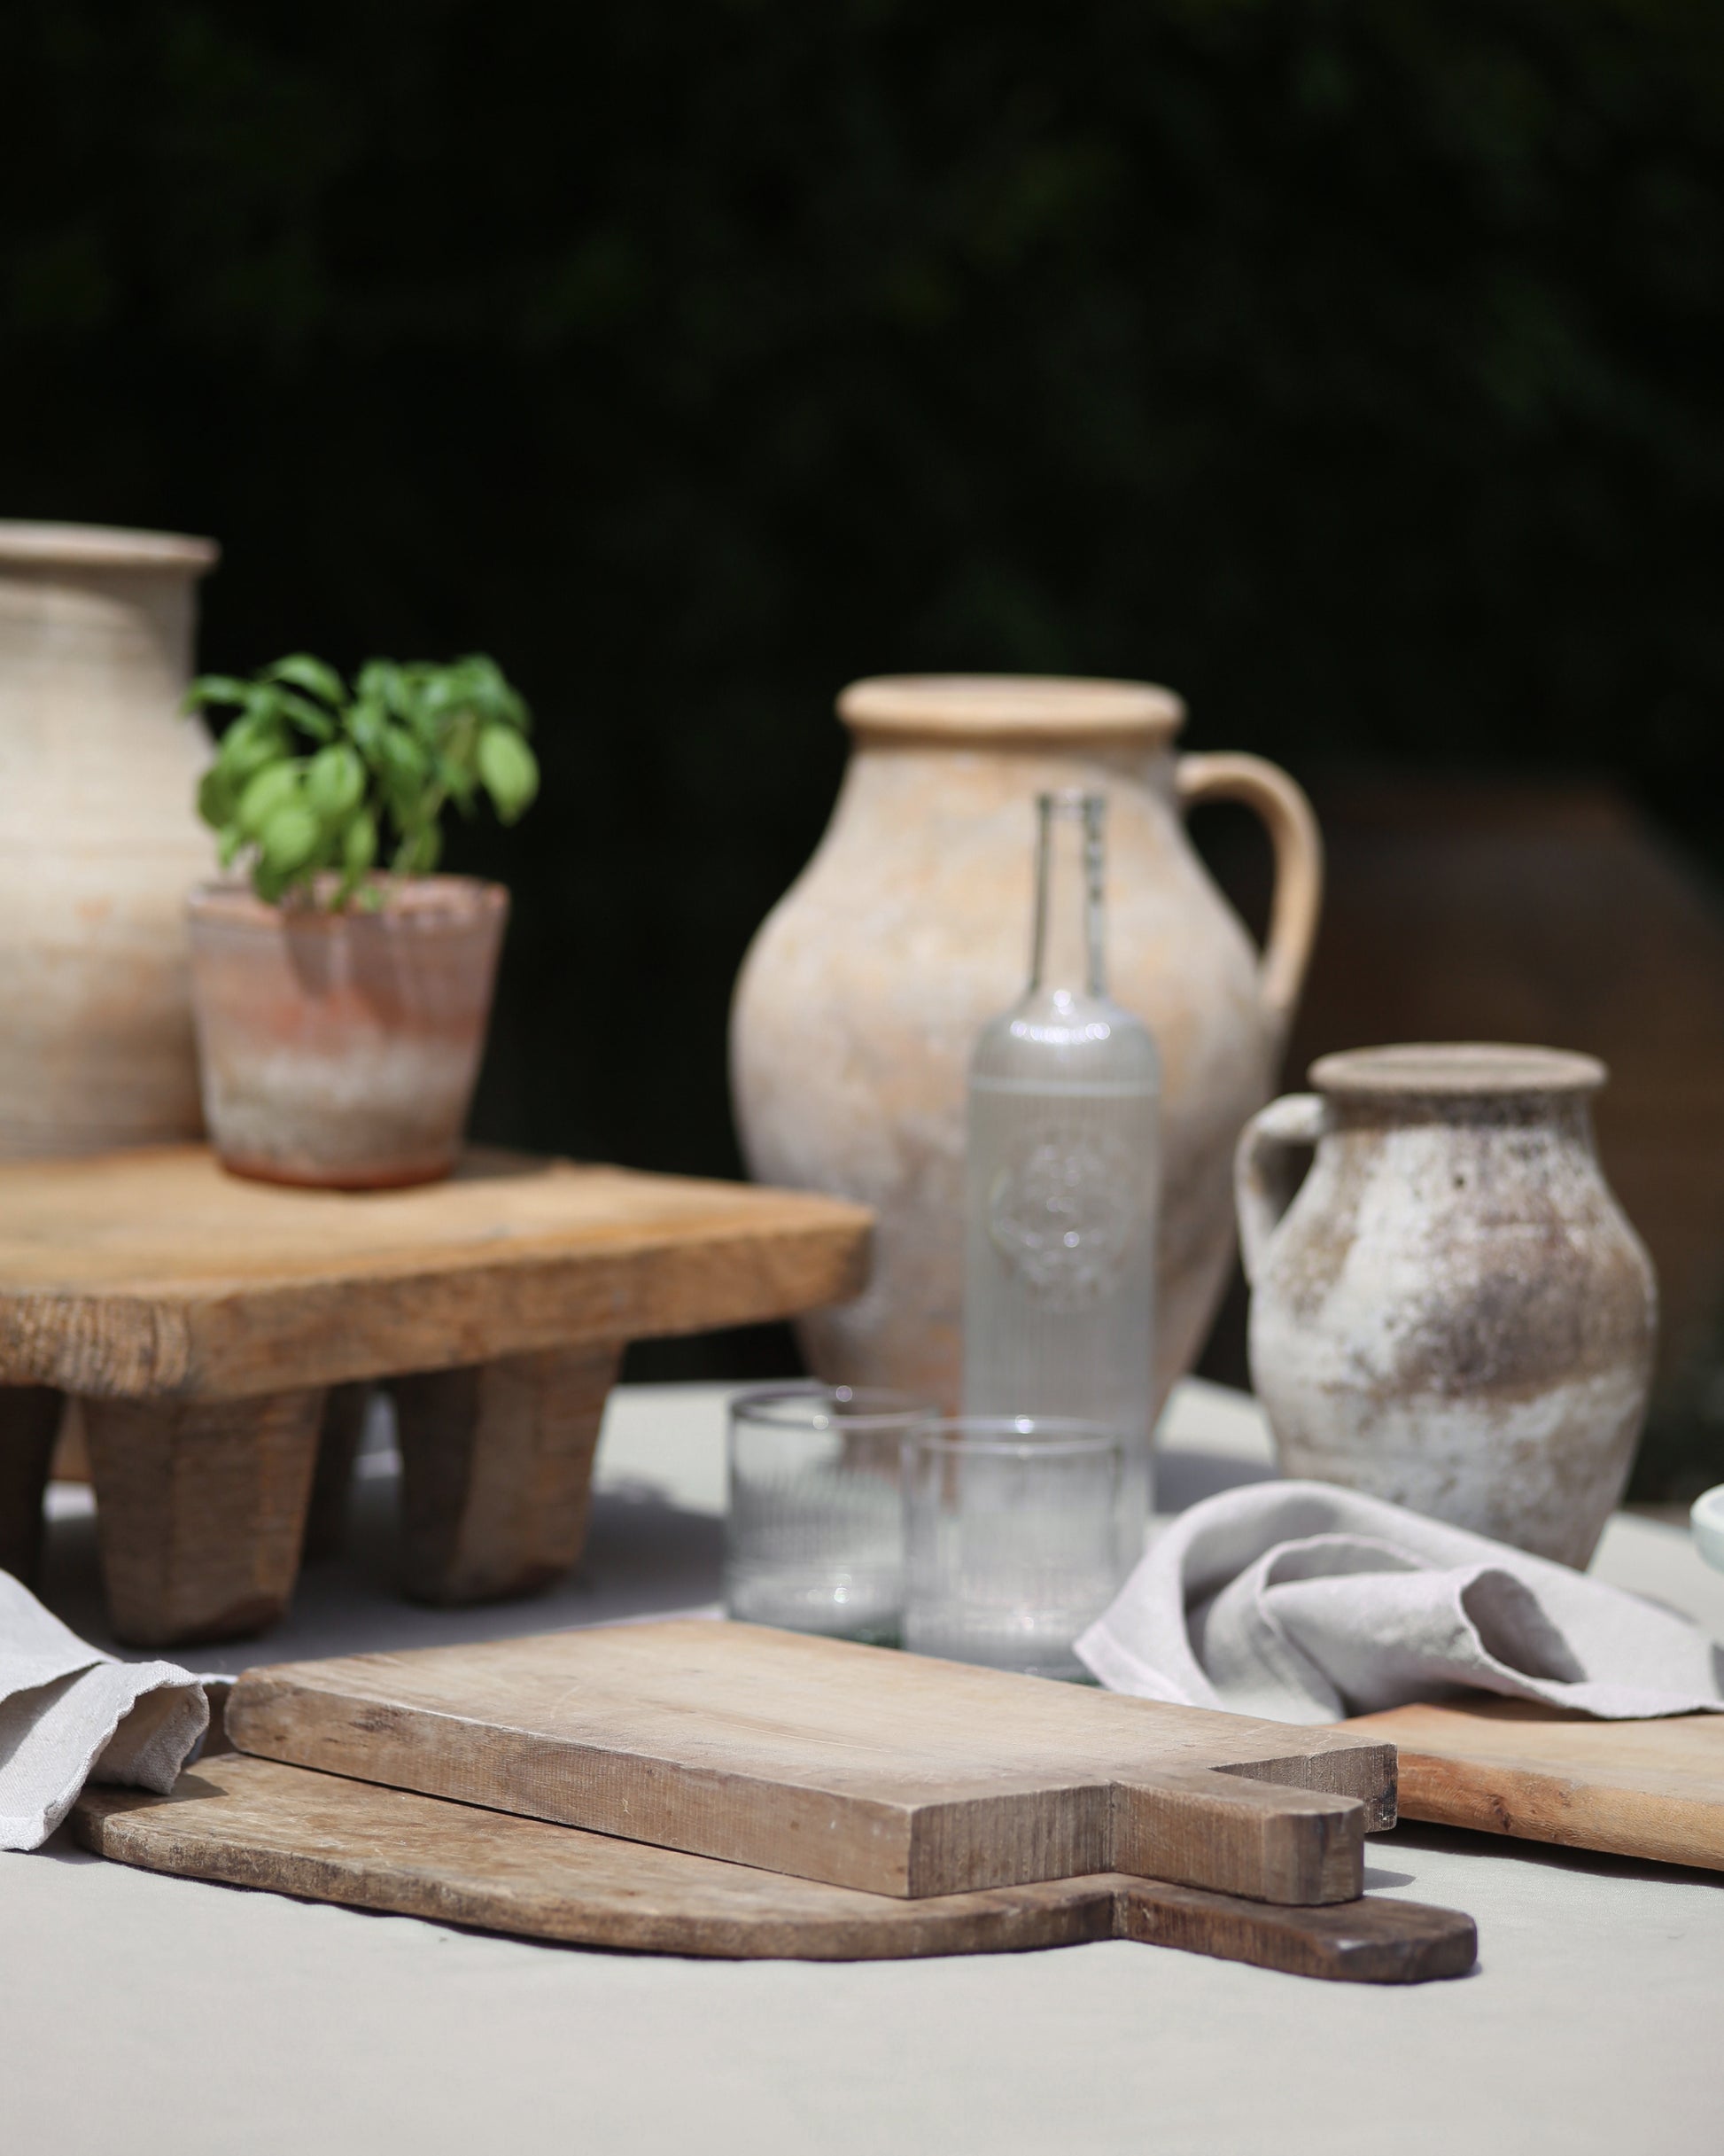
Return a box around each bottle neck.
[1029,790,1106,998]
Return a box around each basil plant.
[186,653,540,907]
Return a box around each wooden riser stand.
[0,1147,871,1645]
[50,1352,622,1644]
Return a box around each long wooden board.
[73,1755,1476,1983]
[227,1620,1396,1906]
[1347,1697,1724,1871]
[0,1144,871,1398]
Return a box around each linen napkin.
[0,1569,213,1849]
[1076,1481,1724,1724]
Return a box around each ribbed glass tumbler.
[902,1419,1138,1681]
[725,1385,935,1644]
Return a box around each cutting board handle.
[1114,1877,1477,1982]
[1114,1770,1364,1904]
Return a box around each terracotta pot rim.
[838,673,1187,741]
[188,875,508,932]
[1309,1041,1607,1100]
[0,519,218,574]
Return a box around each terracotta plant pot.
[730,674,1324,1414]
[186,877,508,1188]
[1236,1043,1658,1568]
[0,519,217,1154]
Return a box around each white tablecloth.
[9,1382,1722,2156]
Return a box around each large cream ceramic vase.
[0,521,218,1152]
[730,675,1324,1413]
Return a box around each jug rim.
[839,673,1185,740]
[0,519,218,572]
[1309,1042,1606,1100]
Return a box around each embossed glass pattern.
[962,790,1161,1531]
[725,1385,935,1643]
[903,1419,1137,1680]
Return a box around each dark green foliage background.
[7,3,1723,1291]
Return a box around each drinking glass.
[726,1385,935,1643]
[902,1419,1138,1680]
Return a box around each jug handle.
[1235,1094,1332,1283]
[1176,753,1324,1029]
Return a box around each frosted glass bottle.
[962,791,1161,1510]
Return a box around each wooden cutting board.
[1347,1698,1724,1871]
[73,1755,1477,1983]
[227,1619,1396,1906]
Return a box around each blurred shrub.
[5,0,1723,1183]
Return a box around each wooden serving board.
[228,1620,1396,1906]
[73,1755,1477,1983]
[1347,1698,1724,1872]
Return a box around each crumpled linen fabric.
[1076,1481,1724,1724]
[0,1569,212,1849]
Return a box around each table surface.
[12,1380,1723,2156]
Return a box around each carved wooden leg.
[0,1387,63,1585]
[392,1344,621,1605]
[82,1389,326,1646]
[302,1382,373,1562]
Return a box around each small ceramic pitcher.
[1235,1043,1657,1568]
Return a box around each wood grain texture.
[1114,1770,1364,1906]
[0,1385,62,1584]
[1347,1696,1724,1872]
[82,1386,325,1645]
[392,1344,620,1603]
[0,1145,872,1399]
[1109,1871,1475,1984]
[73,1754,1476,1982]
[227,1619,1396,1905]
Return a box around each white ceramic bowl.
[1692,1484,1724,1574]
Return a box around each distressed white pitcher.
[1236,1042,1658,1568]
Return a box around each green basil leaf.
[346,697,386,758]
[259,803,322,876]
[343,808,377,873]
[380,726,430,786]
[236,762,305,839]
[476,725,540,821]
[183,674,252,712]
[275,689,337,742]
[197,767,237,829]
[356,660,410,718]
[307,743,365,817]
[243,683,290,726]
[266,654,347,707]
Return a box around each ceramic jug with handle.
[1235,1042,1658,1568]
[731,673,1323,1414]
